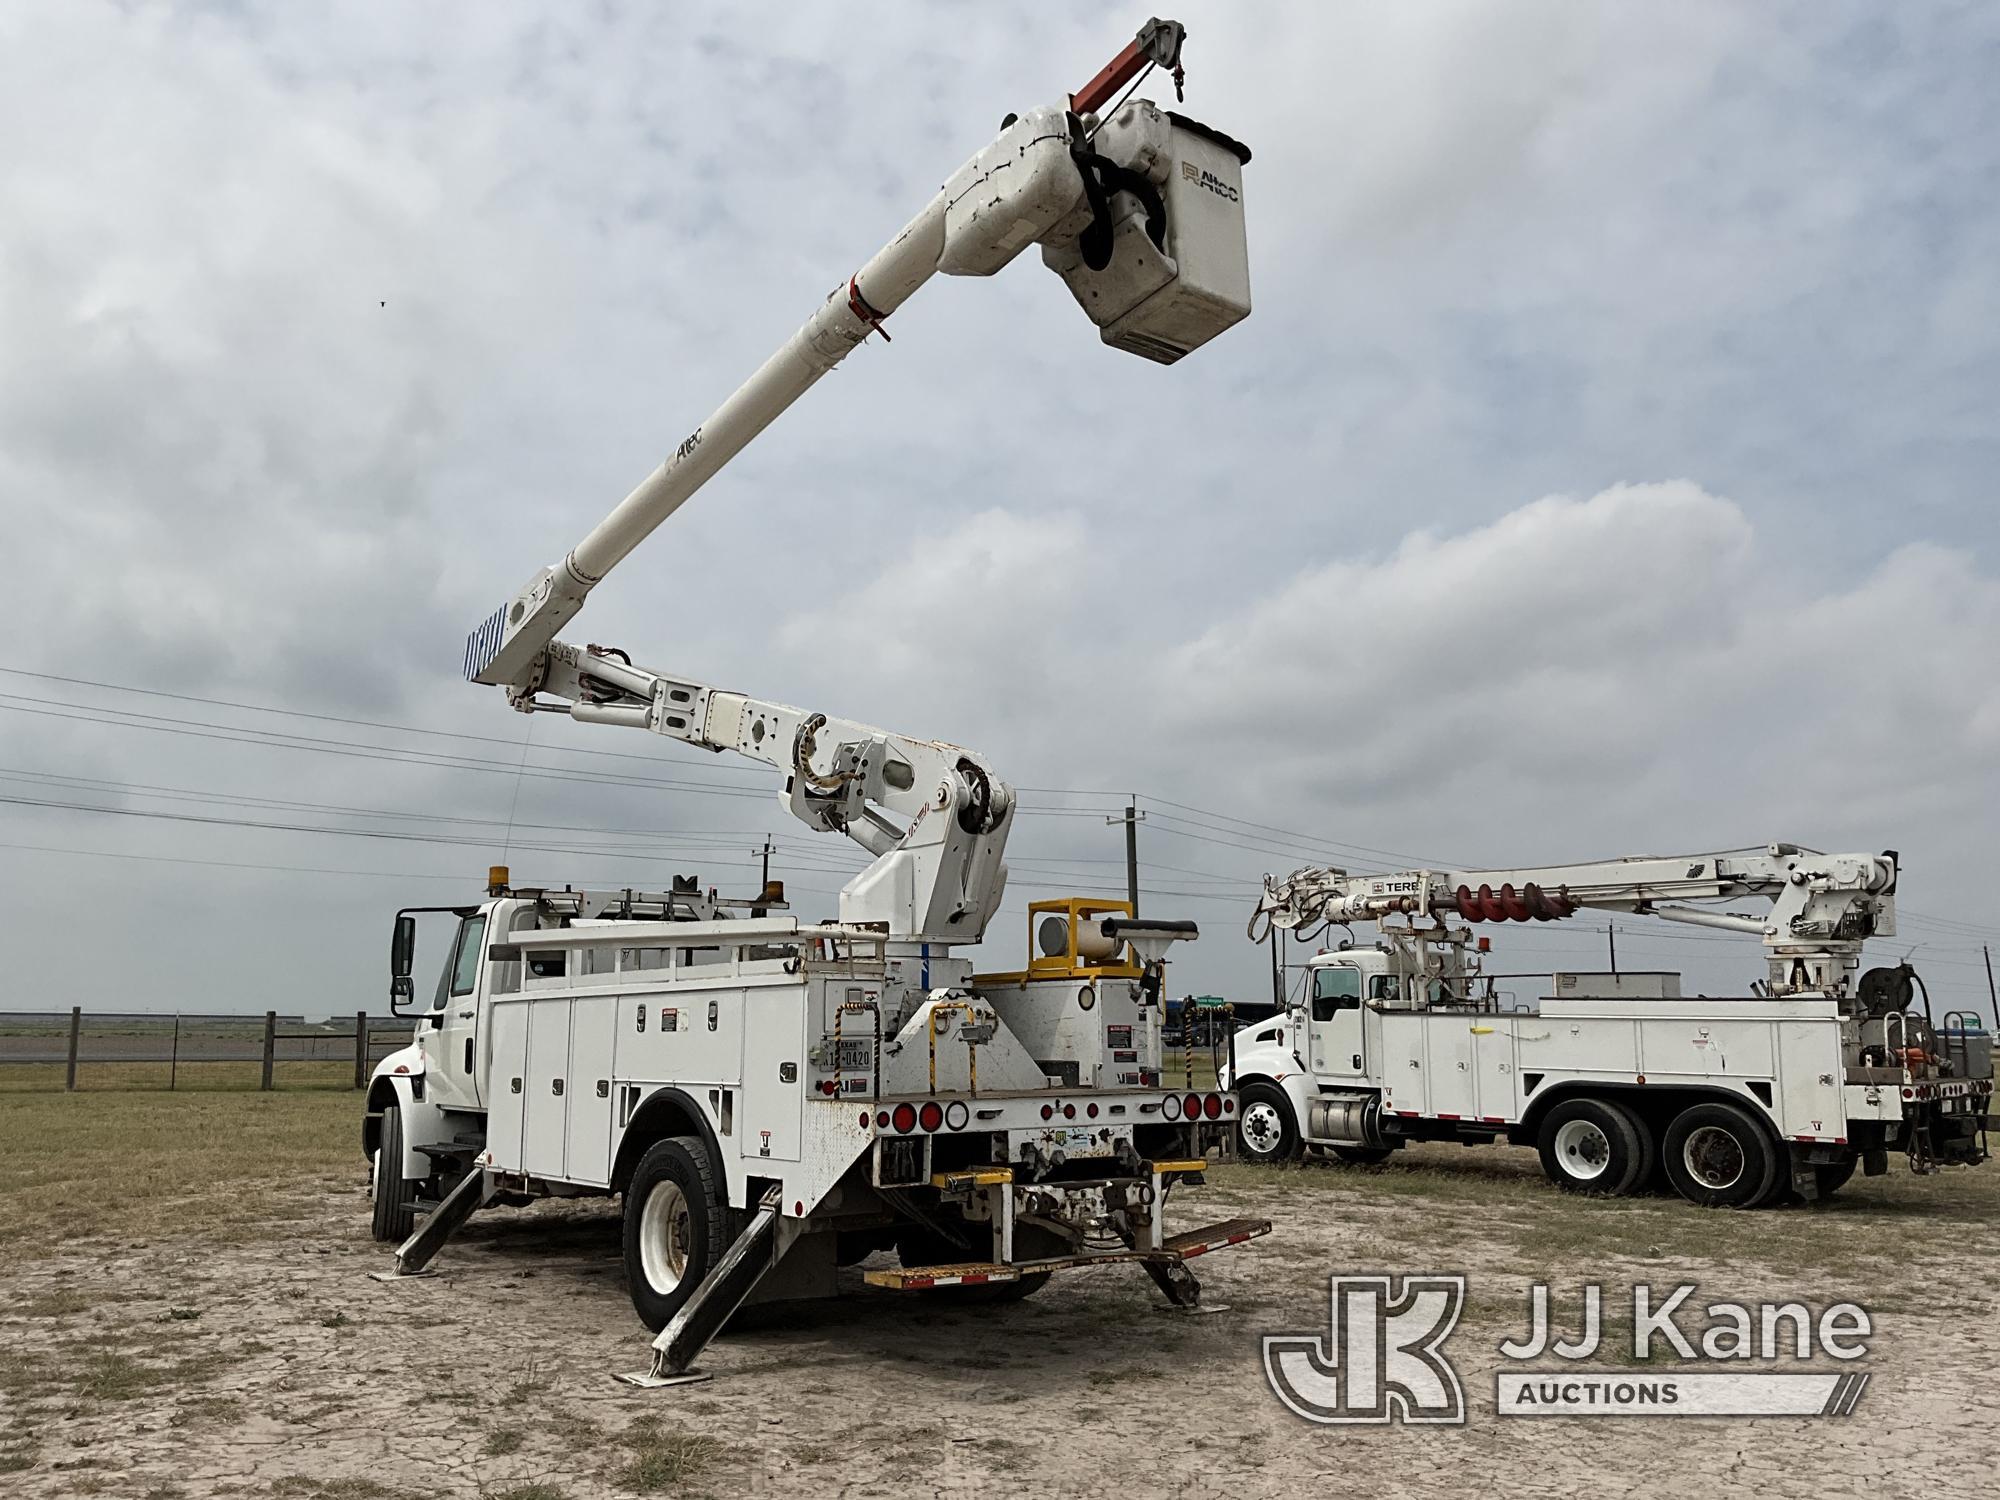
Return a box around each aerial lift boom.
[1254,844,1901,1000]
[460,18,1250,944]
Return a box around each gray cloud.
[0,3,1994,1017]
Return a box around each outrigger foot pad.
[612,1368,715,1389]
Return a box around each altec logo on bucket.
[1264,1277,1875,1425]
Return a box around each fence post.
[261,1011,277,1091]
[353,1012,368,1091]
[65,1007,81,1091]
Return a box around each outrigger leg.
[370,1167,495,1281]
[615,1185,784,1388]
[1143,1258,1205,1308]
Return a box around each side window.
[1369,973,1401,1003]
[1310,966,1361,1022]
[448,915,487,999]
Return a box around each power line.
[0,666,774,777]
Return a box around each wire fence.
[0,1009,412,1092]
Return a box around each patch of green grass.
[483,1428,525,1457]
[266,1477,412,1499]
[70,1349,230,1402]
[614,1419,725,1494]
[0,1090,359,1259]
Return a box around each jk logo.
[1263,1275,1467,1425]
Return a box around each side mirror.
[391,914,416,979]
[390,975,414,1013]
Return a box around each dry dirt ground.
[3,1092,1998,1499]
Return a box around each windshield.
[432,914,488,1010]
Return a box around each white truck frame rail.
[1233,845,1992,1206]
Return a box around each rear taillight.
[918,1101,943,1132]
[1086,1103,1099,1119]
[1223,1097,1236,1115]
[1183,1093,1202,1120]
[1062,1103,1076,1119]
[1040,1104,1055,1120]
[1203,1094,1223,1120]
[858,1111,871,1129]
[892,1103,918,1133]
[875,1110,891,1129]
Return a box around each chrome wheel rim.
[1241,1101,1284,1156]
[638,1180,692,1293]
[1683,1125,1745,1190]
[1554,1118,1612,1181]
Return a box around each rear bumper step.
[862,1216,1271,1290]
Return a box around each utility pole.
[752,836,774,917]
[1105,802,1144,915]
[1985,944,1997,1021]
[1607,922,1618,975]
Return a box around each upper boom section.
[465,17,1251,693]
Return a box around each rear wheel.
[1813,1157,1858,1199]
[1537,1097,1648,1196]
[623,1137,727,1332]
[1662,1101,1783,1208]
[1236,1082,1301,1164]
[369,1106,417,1244]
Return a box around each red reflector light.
[918,1101,943,1132]
[892,1103,918,1133]
[875,1110,890,1129]
[1063,1103,1076,1119]
[1223,1097,1235,1114]
[1203,1094,1222,1120]
[1086,1103,1099,1119]
[1040,1104,1054,1120]
[1183,1093,1201,1120]
[858,1111,870,1129]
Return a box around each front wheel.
[1235,1082,1301,1164]
[623,1137,728,1332]
[369,1106,417,1244]
[1662,1101,1783,1208]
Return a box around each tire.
[1330,1145,1393,1166]
[1236,1082,1301,1164]
[1661,1101,1783,1209]
[370,1107,417,1244]
[1536,1097,1648,1197]
[1813,1157,1858,1199]
[623,1136,728,1333]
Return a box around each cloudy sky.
[2,3,1995,1020]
